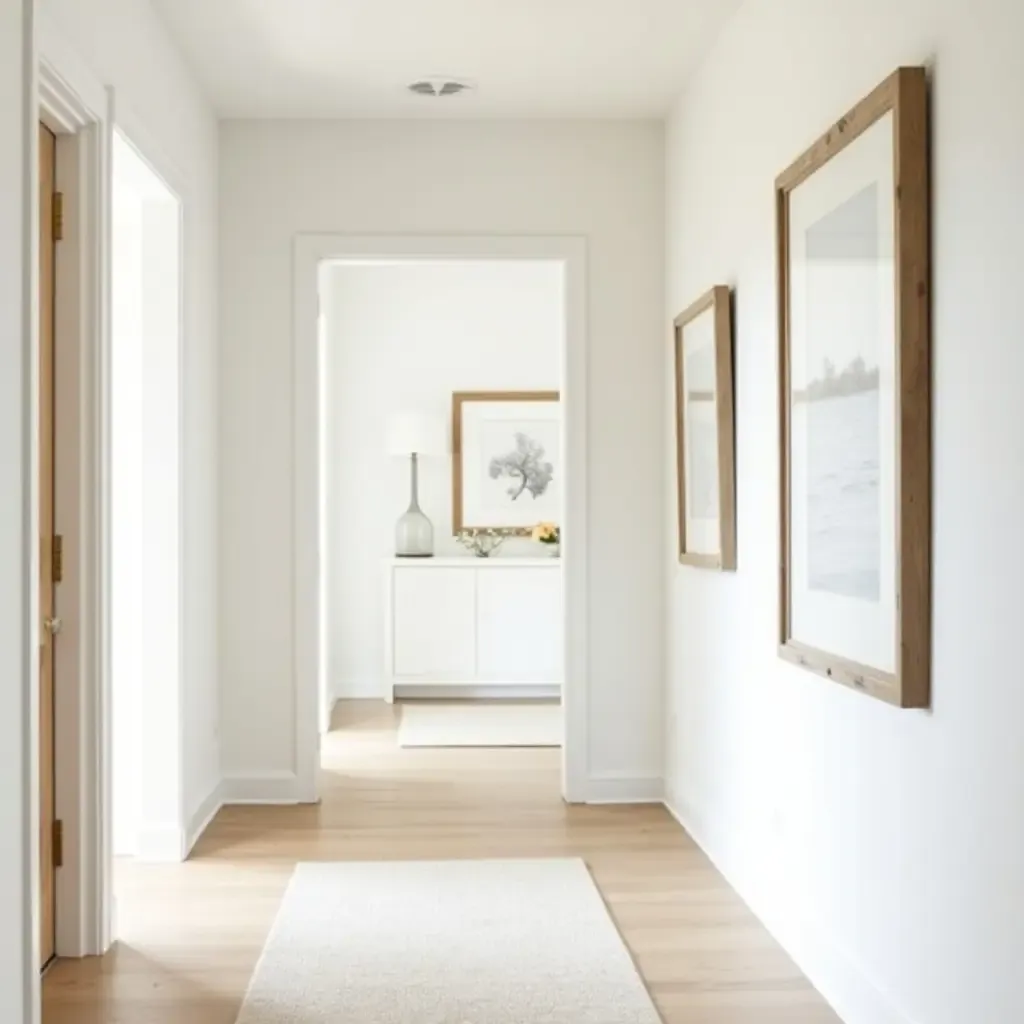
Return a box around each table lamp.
[387,411,448,557]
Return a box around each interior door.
[38,121,58,968]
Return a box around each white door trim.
[37,15,114,961]
[293,234,589,802]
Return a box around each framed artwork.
[673,285,737,570]
[452,391,561,534]
[776,67,930,708]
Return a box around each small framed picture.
[673,285,737,570]
[776,67,931,708]
[452,391,561,534]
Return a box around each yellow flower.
[532,522,558,542]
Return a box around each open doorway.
[293,235,588,803]
[109,129,183,881]
[321,259,564,761]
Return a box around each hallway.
[42,702,838,1023]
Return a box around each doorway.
[321,259,565,759]
[109,129,184,871]
[293,235,589,803]
[38,121,58,970]
[34,52,189,974]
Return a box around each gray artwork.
[488,433,554,502]
[799,182,881,603]
[685,338,719,521]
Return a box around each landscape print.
[685,336,719,522]
[795,357,880,601]
[795,182,883,604]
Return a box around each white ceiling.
[151,0,742,119]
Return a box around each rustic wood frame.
[776,66,931,708]
[673,286,737,570]
[452,390,561,534]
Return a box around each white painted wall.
[323,260,562,699]
[1,1,35,1016]
[220,121,665,788]
[110,166,144,857]
[111,131,184,859]
[665,1,1024,1022]
[40,0,221,830]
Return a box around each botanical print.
[797,182,881,603]
[478,418,559,520]
[456,395,561,532]
[489,433,554,501]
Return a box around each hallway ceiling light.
[407,77,476,98]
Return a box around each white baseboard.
[333,678,385,700]
[584,772,663,804]
[394,684,561,700]
[663,790,916,1024]
[184,778,224,856]
[221,770,315,805]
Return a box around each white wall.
[665,1,1024,1022]
[111,131,185,858]
[1,1,35,1016]
[323,260,562,699]
[110,169,144,856]
[40,0,221,830]
[220,120,665,789]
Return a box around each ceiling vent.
[407,77,475,99]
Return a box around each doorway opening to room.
[294,236,588,803]
[322,259,565,774]
[109,129,184,889]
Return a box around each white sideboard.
[384,558,562,700]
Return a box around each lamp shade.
[387,412,448,457]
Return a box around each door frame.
[107,122,188,864]
[35,15,191,969]
[293,234,590,802]
[37,19,113,962]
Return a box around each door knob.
[44,616,62,636]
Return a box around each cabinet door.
[392,568,476,678]
[476,569,561,682]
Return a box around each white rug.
[398,702,562,748]
[235,859,661,1024]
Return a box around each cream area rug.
[235,859,661,1024]
[398,701,562,748]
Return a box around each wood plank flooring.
[43,701,840,1023]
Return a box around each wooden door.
[38,122,58,968]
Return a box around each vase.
[395,453,434,557]
[544,543,560,558]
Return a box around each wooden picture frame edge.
[451,390,561,536]
[673,284,737,571]
[776,66,931,710]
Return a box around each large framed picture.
[673,285,736,570]
[452,391,561,534]
[776,67,930,708]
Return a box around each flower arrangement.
[531,522,560,551]
[456,528,508,558]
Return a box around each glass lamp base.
[395,508,434,558]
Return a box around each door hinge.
[53,819,63,869]
[53,191,64,242]
[52,534,63,583]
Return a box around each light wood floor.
[43,701,840,1023]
